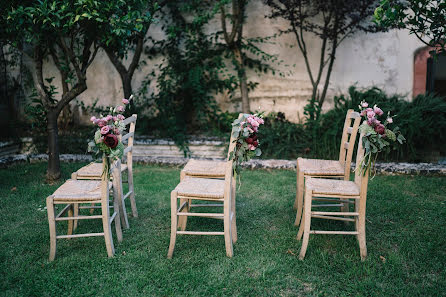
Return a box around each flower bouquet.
[358,101,405,176]
[87,98,131,177]
[229,113,264,175]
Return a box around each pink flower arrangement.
[357,101,405,176]
[88,97,131,162]
[229,113,265,175]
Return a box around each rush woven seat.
[52,180,112,201]
[294,109,361,226]
[306,178,359,196]
[181,159,226,178]
[297,133,370,261]
[75,162,128,178]
[175,178,225,199]
[297,159,344,176]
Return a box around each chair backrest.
[353,133,370,201]
[226,113,245,160]
[100,156,122,201]
[121,114,137,167]
[338,109,361,179]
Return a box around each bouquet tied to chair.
[88,97,132,178]
[229,113,264,176]
[358,101,405,176]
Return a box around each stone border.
[1,154,445,175]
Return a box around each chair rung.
[310,230,359,235]
[109,211,117,223]
[123,190,133,201]
[190,204,223,207]
[177,212,223,218]
[312,204,345,207]
[177,231,224,235]
[177,195,224,202]
[313,197,355,204]
[56,232,104,239]
[79,205,113,209]
[55,215,103,221]
[124,146,132,154]
[312,215,355,222]
[312,211,358,216]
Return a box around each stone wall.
[22,1,425,124]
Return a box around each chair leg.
[73,203,79,230]
[127,169,138,218]
[357,215,367,261]
[299,190,312,260]
[231,181,237,244]
[113,172,129,229]
[113,193,123,243]
[46,196,57,262]
[296,207,305,241]
[67,204,74,237]
[101,199,115,258]
[167,191,178,259]
[294,172,305,226]
[178,198,188,231]
[224,195,234,258]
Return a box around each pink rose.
[256,117,264,125]
[361,101,368,108]
[122,98,129,105]
[100,125,110,135]
[113,116,118,122]
[97,120,106,127]
[387,117,393,123]
[374,105,383,116]
[90,116,96,122]
[374,124,385,135]
[251,120,259,127]
[367,111,375,118]
[248,144,256,151]
[247,127,254,133]
[117,106,124,113]
[104,134,118,148]
[117,114,125,120]
[113,127,120,135]
[105,115,113,121]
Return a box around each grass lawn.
[1,162,445,296]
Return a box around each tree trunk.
[122,74,132,99]
[46,110,61,181]
[233,47,250,113]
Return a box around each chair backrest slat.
[226,113,244,160]
[120,114,137,167]
[338,109,361,179]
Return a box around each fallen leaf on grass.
[379,255,386,263]
[286,249,296,256]
[122,251,126,255]
[11,187,17,192]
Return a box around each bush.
[259,86,446,162]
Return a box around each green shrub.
[259,86,446,162]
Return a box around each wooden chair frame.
[297,134,369,261]
[46,157,123,261]
[72,114,138,230]
[294,109,361,226]
[168,137,238,258]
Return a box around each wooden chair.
[297,133,369,261]
[72,114,138,229]
[167,144,237,258]
[46,157,123,261]
[177,113,243,231]
[180,113,244,180]
[294,109,361,226]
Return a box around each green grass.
[1,163,445,296]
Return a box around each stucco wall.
[36,1,425,124]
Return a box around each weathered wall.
[35,1,425,124]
